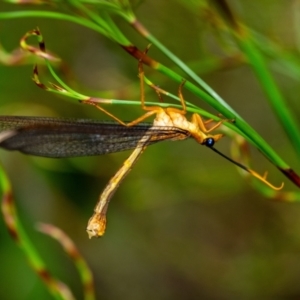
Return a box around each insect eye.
[204,137,215,147]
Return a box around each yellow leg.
[137,55,161,113]
[204,118,214,124]
[192,113,226,133]
[149,79,188,116]
[177,80,187,114]
[80,100,157,127]
[82,48,163,127]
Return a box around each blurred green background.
[1,1,300,299]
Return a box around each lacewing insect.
[0,57,283,238]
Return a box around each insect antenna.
[207,144,284,190]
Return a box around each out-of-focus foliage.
[1,1,300,299]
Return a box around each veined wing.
[0,116,190,158]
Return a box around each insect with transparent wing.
[0,55,283,238]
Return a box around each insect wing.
[0,116,189,158]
